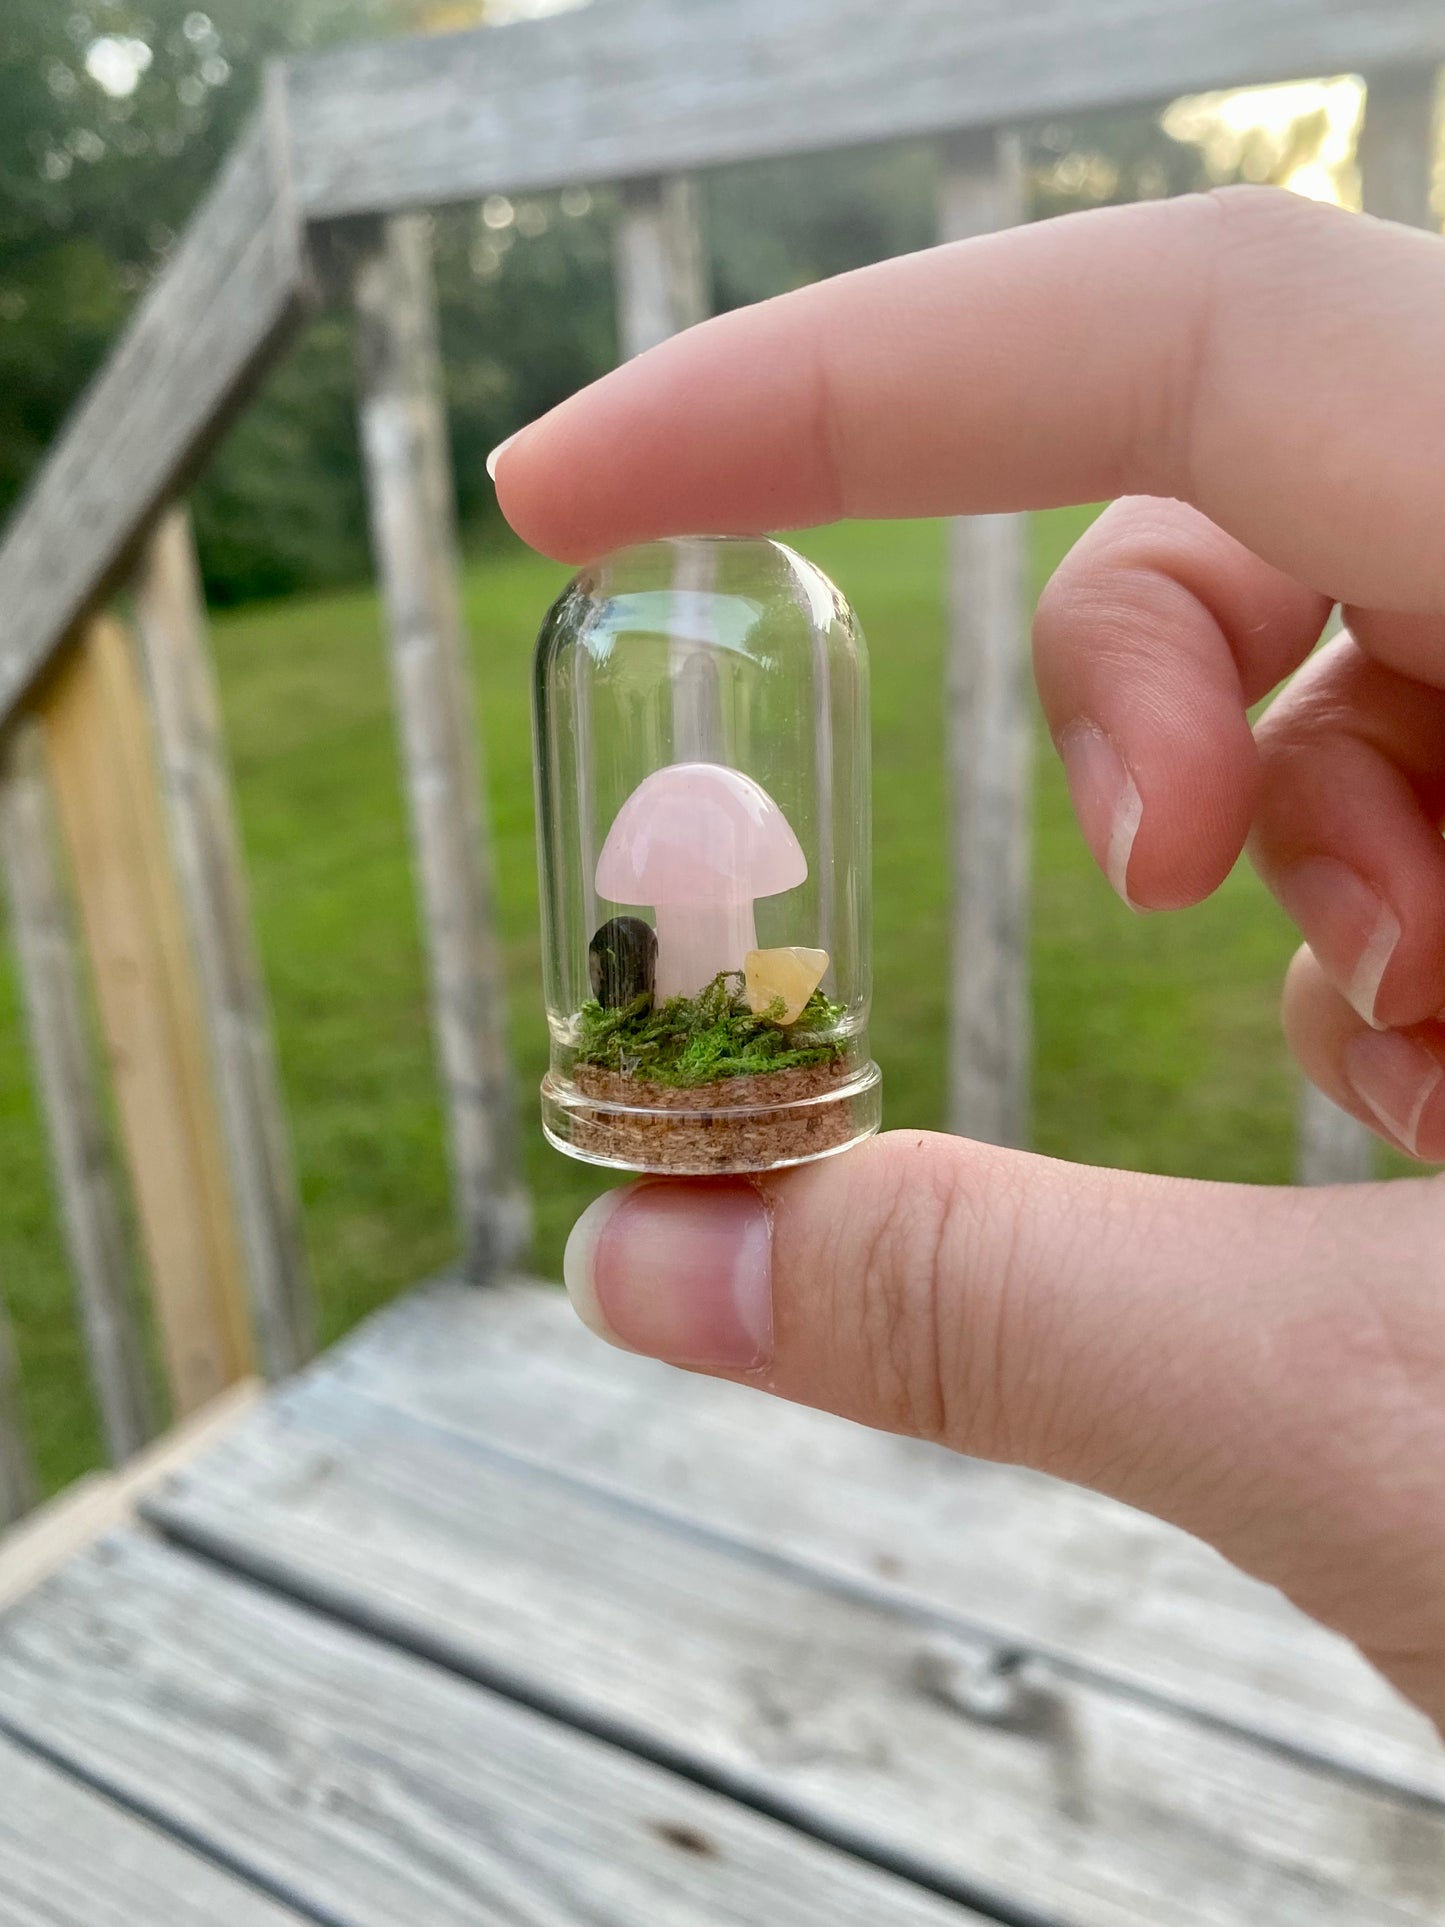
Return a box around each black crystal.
[589,915,658,1008]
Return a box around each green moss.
[574,972,847,1088]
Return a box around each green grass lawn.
[0,511,1373,1491]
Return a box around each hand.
[493,187,1445,1731]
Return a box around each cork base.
[542,1058,882,1175]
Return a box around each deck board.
[325,1277,1445,1800]
[4,1276,1440,1926]
[137,1338,1445,1926]
[0,1532,985,1927]
[0,1729,305,1927]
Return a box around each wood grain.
[0,93,310,727]
[133,507,314,1377]
[0,1730,305,1927]
[1297,64,1440,1185]
[0,721,155,1462]
[330,1280,1445,1804]
[39,617,255,1412]
[354,215,527,1280]
[0,1531,986,1927]
[142,1364,1445,1924]
[939,130,1032,1149]
[284,2,1445,219]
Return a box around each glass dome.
[531,535,881,1174]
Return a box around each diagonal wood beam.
[0,73,313,724]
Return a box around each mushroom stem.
[653,900,758,1001]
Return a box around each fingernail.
[1343,1030,1443,1158]
[1056,721,1142,907]
[485,429,522,481]
[563,1182,773,1370]
[1276,858,1399,1029]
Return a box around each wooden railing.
[0,0,1440,1520]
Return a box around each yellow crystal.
[744,946,829,1026]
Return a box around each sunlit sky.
[83,33,154,97]
[1164,78,1365,207]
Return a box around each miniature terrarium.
[531,535,881,1175]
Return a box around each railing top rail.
[286,0,1445,217]
[0,0,1442,724]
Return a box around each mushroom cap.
[595,762,807,905]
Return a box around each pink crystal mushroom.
[595,763,807,1000]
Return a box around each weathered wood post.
[134,506,314,1376]
[38,616,256,1413]
[1357,65,1440,230]
[613,180,719,769]
[354,213,527,1280]
[938,130,1032,1148]
[1298,65,1440,1185]
[0,722,154,1460]
[615,177,709,359]
[0,1291,35,1527]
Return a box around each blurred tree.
[700,112,1214,320]
[0,0,396,595]
[706,144,940,312]
[433,189,619,535]
[1030,110,1214,218]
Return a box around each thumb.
[564,1134,1445,1705]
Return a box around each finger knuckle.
[842,1134,1027,1452]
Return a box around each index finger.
[494,188,1445,614]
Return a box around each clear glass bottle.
[532,535,881,1174]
